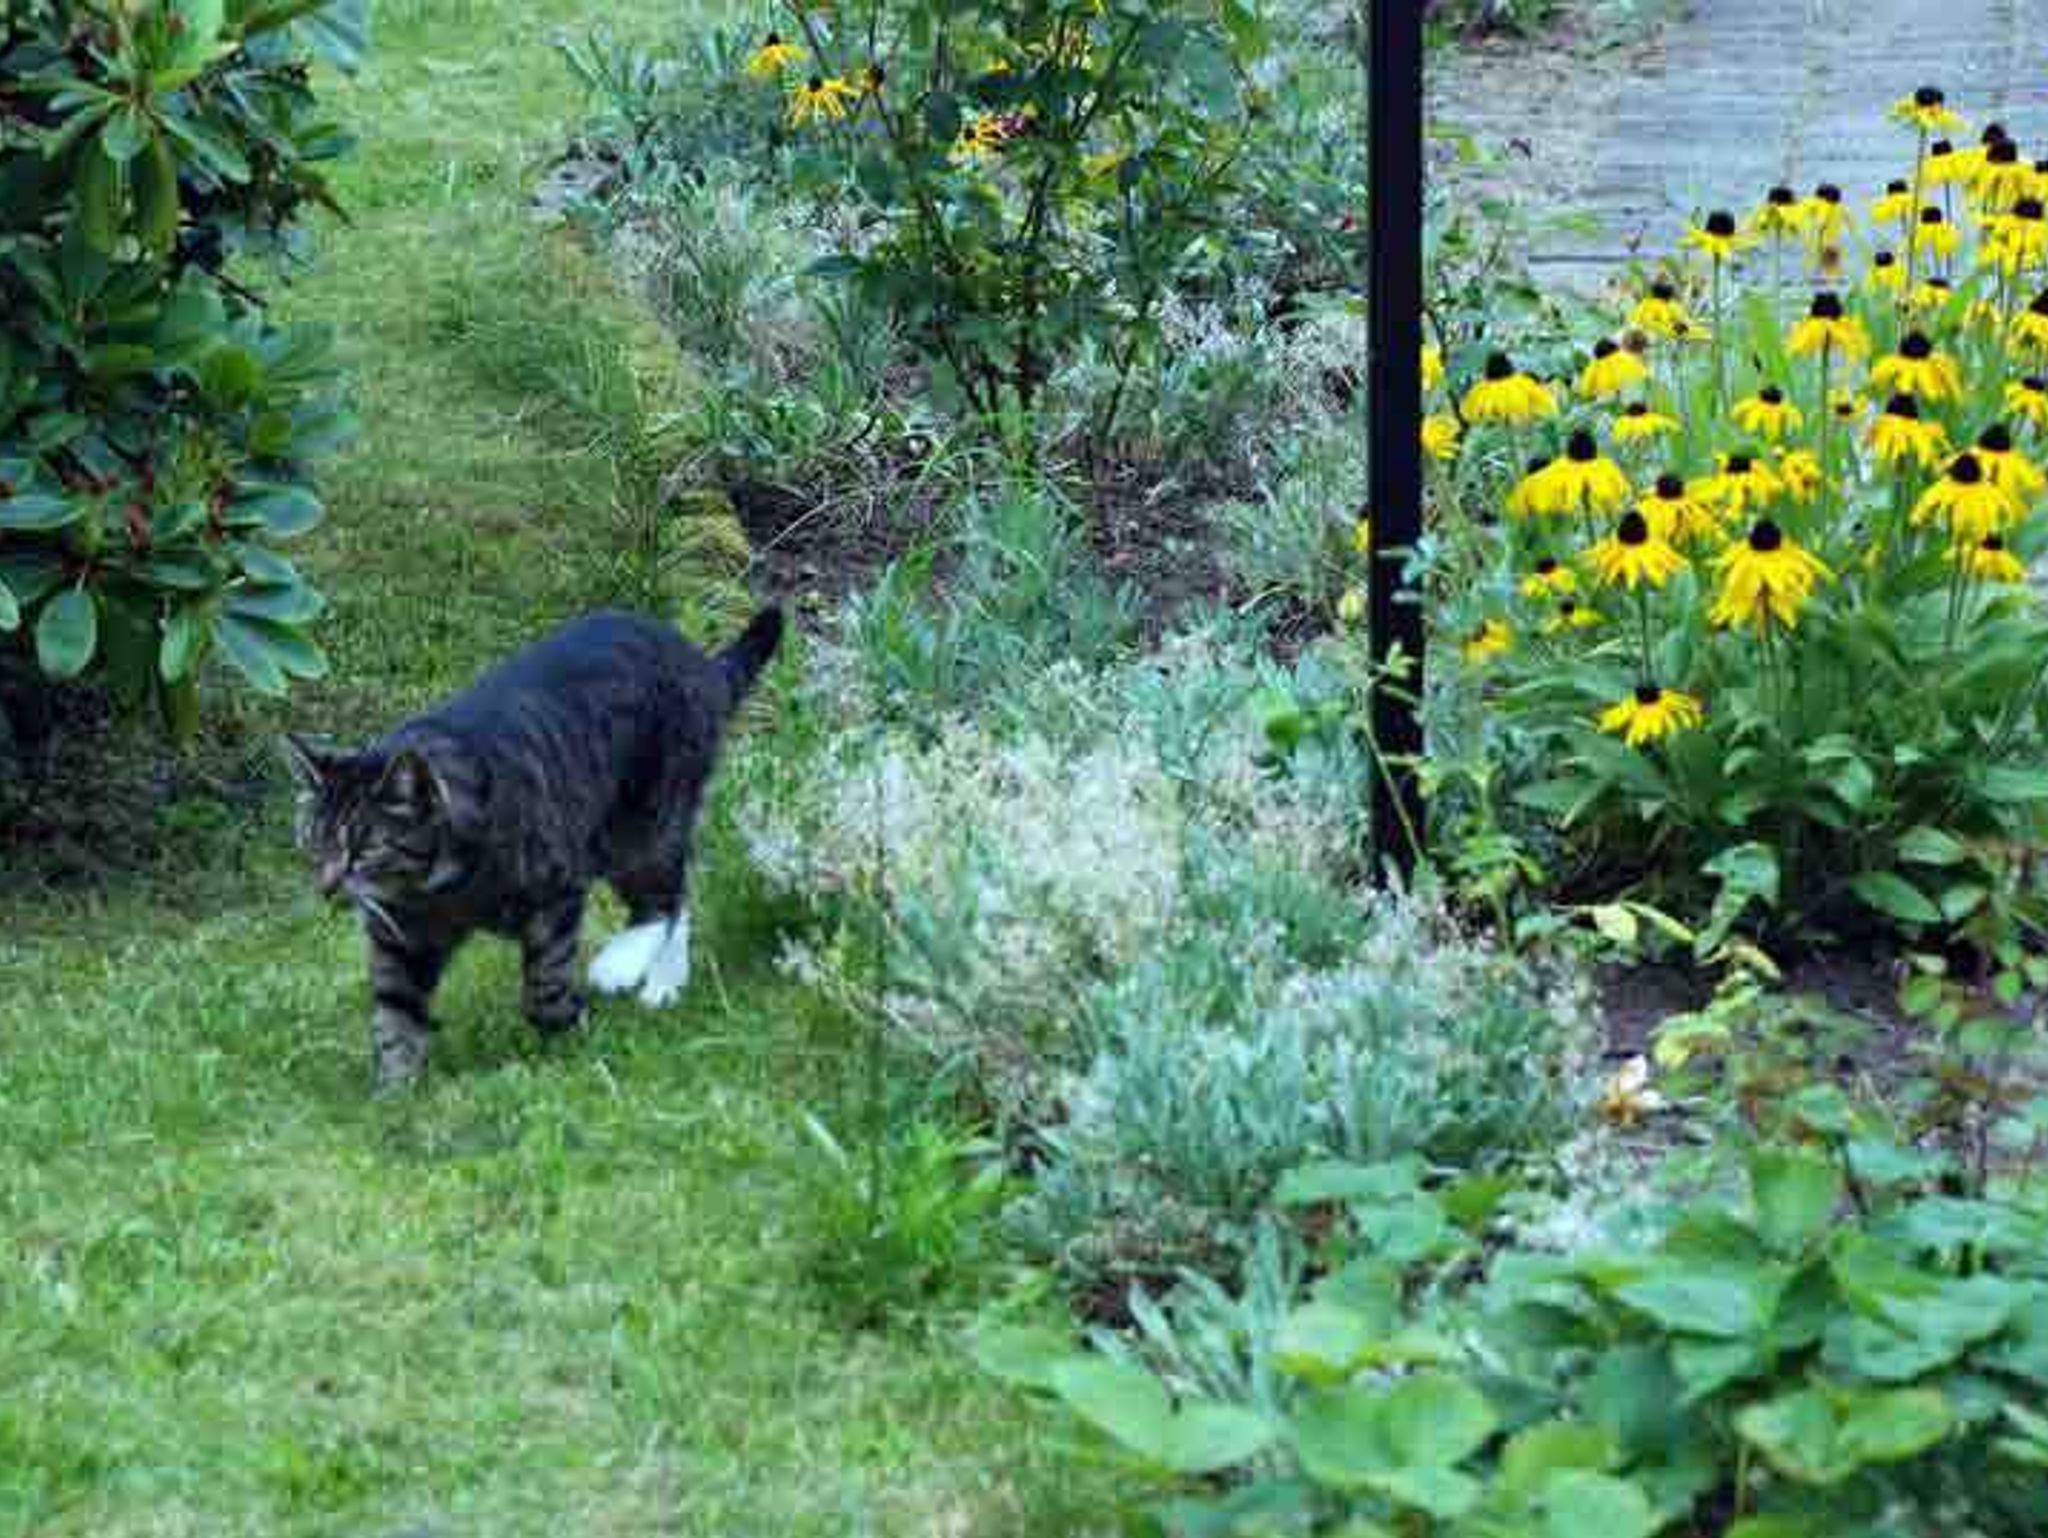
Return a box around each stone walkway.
[1442,0,2048,284]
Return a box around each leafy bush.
[0,0,364,740]
[1434,93,2048,944]
[983,1140,2048,1536]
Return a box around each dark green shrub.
[0,0,365,744]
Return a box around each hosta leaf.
[1273,1303,1377,1384]
[1610,1270,1771,1340]
[35,587,98,678]
[1751,1148,1843,1255]
[1499,1423,1614,1496]
[1542,1471,1656,1538]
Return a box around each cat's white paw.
[637,911,691,1008]
[590,922,668,994]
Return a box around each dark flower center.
[1651,281,1677,301]
[2018,199,2046,221]
[1618,512,1650,545]
[1901,332,1934,359]
[1816,184,1842,204]
[867,62,886,86]
[1656,473,1685,498]
[1920,206,1947,225]
[1952,454,1985,485]
[1593,338,1619,358]
[1915,86,1944,108]
[2026,377,2047,393]
[1931,140,1955,158]
[1728,455,1755,474]
[806,74,825,90]
[1810,291,1845,318]
[1750,521,1784,552]
[1990,140,2021,166]
[1768,186,1796,206]
[1985,535,2008,552]
[2032,291,2048,316]
[1885,394,1921,420]
[1567,431,1599,463]
[1536,557,1559,575]
[1528,455,1553,474]
[1925,277,1954,293]
[1985,122,2010,145]
[1980,424,2015,453]
[1485,352,1515,380]
[765,31,783,45]
[1887,179,1909,196]
[1559,600,1580,618]
[1874,250,1898,268]
[1625,402,1648,417]
[1634,683,1663,706]
[1760,386,1785,405]
[1706,211,1737,237]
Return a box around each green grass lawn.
[0,4,1104,1533]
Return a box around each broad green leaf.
[1670,1336,1763,1400]
[35,588,98,679]
[1611,1271,1771,1340]
[1736,1386,1953,1485]
[1273,1303,1376,1385]
[77,134,122,250]
[1976,764,2048,804]
[210,611,288,696]
[1158,1404,1274,1475]
[225,582,325,626]
[160,606,206,683]
[1046,1360,1271,1474]
[1275,1157,1423,1207]
[1368,1466,1479,1520]
[135,134,180,255]
[1837,1387,1954,1466]
[1751,1148,1843,1255]
[229,483,324,538]
[1542,1470,1655,1538]
[1897,826,1969,866]
[1823,1315,1967,1382]
[1378,1374,1496,1466]
[0,575,16,631]
[0,491,77,531]
[1499,1422,1613,1496]
[1851,871,1942,927]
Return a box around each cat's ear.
[281,733,343,790]
[375,750,445,820]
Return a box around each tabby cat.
[286,608,784,1091]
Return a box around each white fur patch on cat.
[590,921,669,995]
[588,913,693,1007]
[637,911,692,1008]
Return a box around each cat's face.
[284,737,448,906]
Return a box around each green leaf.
[0,575,17,632]
[1851,871,1942,927]
[1611,1271,1771,1340]
[1976,764,2048,804]
[228,484,324,539]
[1542,1471,1655,1538]
[160,606,206,683]
[1751,1148,1843,1255]
[1294,1375,1495,1491]
[1378,1374,1496,1466]
[225,582,325,626]
[1273,1303,1376,1385]
[77,134,123,251]
[210,611,288,696]
[1046,1360,1272,1474]
[35,588,98,679]
[1897,826,1970,866]
[0,490,79,531]
[1275,1158,1423,1207]
[1499,1423,1614,1497]
[134,134,181,255]
[1736,1386,1952,1485]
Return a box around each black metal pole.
[1367,0,1427,879]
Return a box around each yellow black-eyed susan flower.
[1579,338,1649,400]
[1871,179,1915,229]
[1711,519,1833,629]
[1629,281,1696,341]
[1906,276,1958,316]
[1506,455,1555,519]
[1600,683,1705,747]
[2012,292,2048,354]
[1462,352,1559,427]
[1831,388,1863,424]
[1423,344,1444,392]
[1973,423,2047,500]
[1353,515,1371,555]
[1869,394,1950,472]
[1532,430,1633,516]
[1801,183,1848,252]
[1975,137,2033,212]
[1423,412,1462,462]
[1923,139,1969,188]
[1585,510,1689,590]
[1787,291,1872,360]
[1520,556,1578,600]
[1913,452,2024,541]
[1542,597,1605,635]
[1754,185,1808,240]
[1776,448,1823,504]
[1684,209,1754,264]
[2007,376,2048,430]
[1613,401,1680,446]
[1873,331,1964,403]
[1641,472,1723,546]
[789,73,860,127]
[1891,85,1965,135]
[746,32,806,78]
[1953,532,2028,583]
[1983,198,2048,278]
[1867,250,1906,295]
[1463,618,1514,664]
[1693,452,1783,520]
[1732,385,1804,442]
[1913,206,1961,264]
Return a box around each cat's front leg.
[521,891,589,1038]
[367,933,448,1093]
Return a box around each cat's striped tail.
[718,606,785,704]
